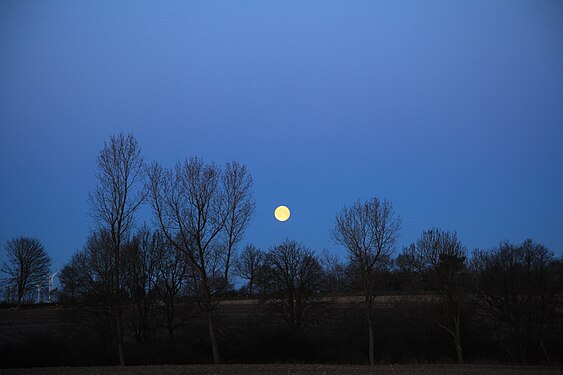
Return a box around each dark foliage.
[471,239,563,364]
[1,237,51,306]
[256,240,326,333]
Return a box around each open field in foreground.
[2,364,562,375]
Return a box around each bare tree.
[321,250,350,294]
[2,237,51,307]
[398,228,468,364]
[234,244,264,296]
[258,240,325,333]
[147,157,254,364]
[471,239,562,364]
[221,162,255,278]
[59,251,90,304]
[59,230,117,347]
[331,197,401,366]
[88,133,145,365]
[122,227,162,345]
[155,235,191,340]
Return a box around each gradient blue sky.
[1,1,563,275]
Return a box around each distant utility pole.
[48,272,57,303]
[36,284,41,304]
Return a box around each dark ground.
[2,364,563,375]
[1,299,561,368]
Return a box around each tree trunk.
[168,323,174,340]
[167,305,175,340]
[17,283,24,308]
[115,249,125,366]
[454,323,463,363]
[116,308,126,366]
[366,293,375,366]
[207,310,221,364]
[454,314,463,364]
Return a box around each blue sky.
[1,0,562,275]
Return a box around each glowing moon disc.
[274,205,290,222]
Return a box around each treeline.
[1,133,562,368]
[53,230,563,367]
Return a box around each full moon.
[274,205,291,222]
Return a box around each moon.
[274,205,290,222]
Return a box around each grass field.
[2,364,562,375]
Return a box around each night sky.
[1,1,563,276]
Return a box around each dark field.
[2,364,562,375]
[0,305,66,346]
[1,297,562,368]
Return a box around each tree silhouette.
[398,228,468,363]
[147,158,254,364]
[2,237,51,307]
[472,240,562,364]
[331,197,401,366]
[258,240,324,333]
[234,244,264,296]
[89,133,145,365]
